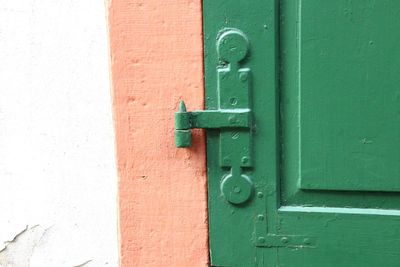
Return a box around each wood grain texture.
[107,1,208,266]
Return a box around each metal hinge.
[175,104,251,147]
[175,28,254,205]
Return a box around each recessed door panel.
[296,0,400,192]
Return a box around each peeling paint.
[0,225,50,267]
[0,225,31,252]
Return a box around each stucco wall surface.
[0,1,118,266]
[107,0,209,266]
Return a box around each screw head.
[229,97,238,106]
[231,131,240,140]
[281,237,289,244]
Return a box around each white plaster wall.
[0,1,118,266]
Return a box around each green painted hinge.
[175,102,251,147]
[175,28,254,205]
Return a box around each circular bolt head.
[217,29,249,63]
[281,237,289,244]
[221,173,253,205]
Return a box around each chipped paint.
[0,225,49,267]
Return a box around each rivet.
[281,237,289,244]
[241,156,249,164]
[258,237,266,243]
[217,29,249,63]
[233,186,241,194]
[257,214,264,221]
[303,238,311,245]
[239,72,248,82]
[257,192,264,198]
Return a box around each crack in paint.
[72,259,93,267]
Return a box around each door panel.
[277,208,400,267]
[280,0,400,209]
[297,0,400,192]
[203,0,400,266]
[278,1,400,266]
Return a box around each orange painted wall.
[107,0,208,266]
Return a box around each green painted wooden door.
[203,1,400,266]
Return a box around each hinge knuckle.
[174,112,191,130]
[174,129,192,148]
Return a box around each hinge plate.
[175,28,254,205]
[255,234,316,248]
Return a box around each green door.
[202,1,400,266]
